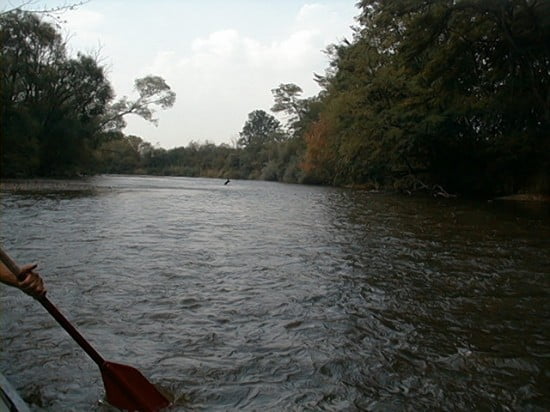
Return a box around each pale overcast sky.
[18,1,360,148]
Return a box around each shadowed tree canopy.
[0,10,175,177]
[301,0,550,195]
[2,2,546,197]
[0,11,113,176]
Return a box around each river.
[1,175,549,411]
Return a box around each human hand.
[18,263,46,297]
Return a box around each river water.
[1,175,549,411]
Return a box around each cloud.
[191,29,241,58]
[61,1,357,148]
[133,26,324,144]
[144,16,335,96]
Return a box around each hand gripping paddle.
[0,247,171,411]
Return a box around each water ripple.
[1,176,549,410]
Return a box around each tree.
[0,10,113,176]
[100,75,176,132]
[1,1,88,16]
[97,136,140,174]
[0,11,176,177]
[299,0,549,194]
[301,117,336,184]
[271,83,323,141]
[271,83,306,128]
[374,0,550,194]
[237,110,284,149]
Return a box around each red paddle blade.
[101,361,170,411]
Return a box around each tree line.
[2,1,548,196]
[301,0,549,196]
[0,10,175,178]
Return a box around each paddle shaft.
[0,248,105,367]
[1,247,171,410]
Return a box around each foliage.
[1,1,89,17]
[271,83,307,133]
[2,3,547,197]
[0,11,112,176]
[0,11,175,177]
[302,0,550,195]
[237,110,285,149]
[100,76,176,132]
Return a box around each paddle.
[0,247,171,411]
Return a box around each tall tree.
[271,83,306,129]
[237,110,284,149]
[302,0,549,194]
[100,75,176,132]
[0,11,113,176]
[271,83,322,140]
[1,11,176,177]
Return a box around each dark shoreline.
[0,178,99,193]
[1,177,549,202]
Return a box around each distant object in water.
[224,179,230,185]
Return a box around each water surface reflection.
[1,176,549,410]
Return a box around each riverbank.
[2,177,549,202]
[0,179,99,193]
[495,193,550,202]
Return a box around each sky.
[13,0,360,148]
